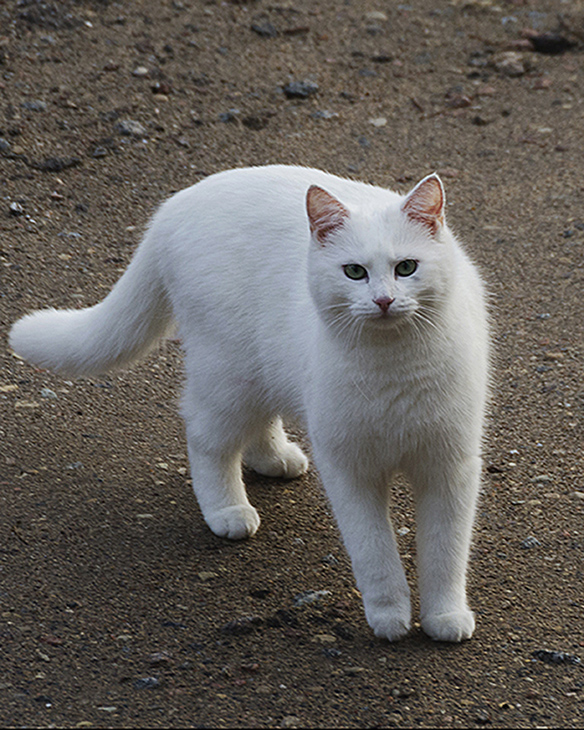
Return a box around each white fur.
[9,165,489,643]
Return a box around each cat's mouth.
[366,309,410,328]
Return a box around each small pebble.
[364,11,388,21]
[293,589,331,607]
[37,157,81,172]
[445,92,472,109]
[161,620,187,629]
[9,202,24,216]
[198,571,218,581]
[474,709,491,724]
[221,615,262,635]
[147,651,172,666]
[22,100,47,112]
[250,587,271,599]
[115,119,147,137]
[251,22,278,38]
[311,633,337,645]
[322,647,341,658]
[532,649,581,666]
[321,553,339,565]
[40,634,63,646]
[310,110,338,120]
[133,676,160,689]
[492,51,528,77]
[218,109,240,123]
[242,113,272,131]
[520,536,541,549]
[283,80,319,99]
[392,686,414,698]
[281,717,302,729]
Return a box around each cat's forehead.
[346,203,435,258]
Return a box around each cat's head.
[306,174,453,340]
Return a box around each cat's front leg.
[313,453,411,642]
[410,454,481,642]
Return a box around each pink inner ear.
[306,185,349,245]
[402,175,445,235]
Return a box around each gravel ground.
[1,0,583,727]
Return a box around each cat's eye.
[395,259,418,277]
[343,264,368,281]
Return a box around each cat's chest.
[352,359,445,426]
[307,337,464,451]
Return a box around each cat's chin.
[365,312,411,331]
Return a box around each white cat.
[9,165,489,643]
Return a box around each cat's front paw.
[205,505,260,540]
[421,609,475,642]
[246,442,309,479]
[366,605,411,642]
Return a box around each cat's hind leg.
[181,359,263,540]
[244,417,309,479]
[185,435,260,540]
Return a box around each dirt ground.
[1,0,583,727]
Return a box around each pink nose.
[373,297,394,313]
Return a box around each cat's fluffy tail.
[9,231,173,377]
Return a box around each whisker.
[413,311,440,332]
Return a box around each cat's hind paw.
[205,505,260,540]
[246,442,309,479]
[421,609,475,642]
[367,606,411,642]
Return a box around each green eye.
[343,263,368,281]
[395,259,418,277]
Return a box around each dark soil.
[1,0,583,727]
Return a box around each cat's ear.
[306,185,350,245]
[401,173,445,235]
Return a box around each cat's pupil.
[395,259,417,277]
[344,263,368,280]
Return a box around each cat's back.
[159,165,399,242]
[153,165,400,304]
[190,164,397,202]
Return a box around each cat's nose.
[373,296,394,313]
